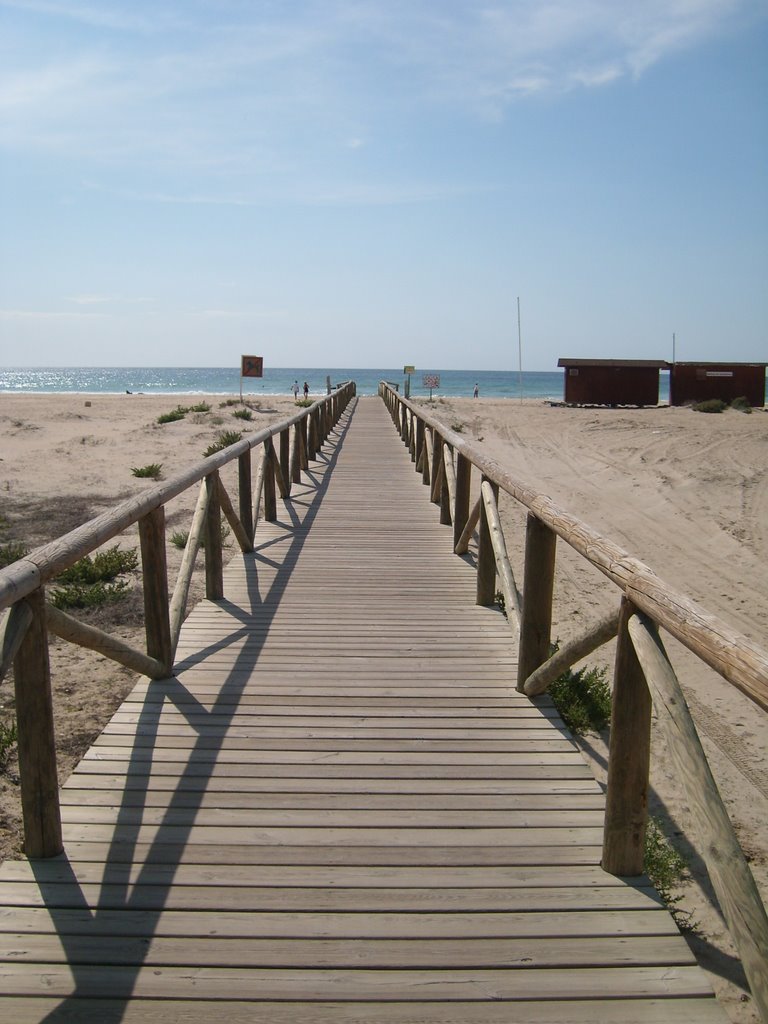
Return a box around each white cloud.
[0,1,762,168]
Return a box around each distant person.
[292,381,299,400]
[303,381,309,399]
[473,383,479,398]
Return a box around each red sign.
[241,355,263,378]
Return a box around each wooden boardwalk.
[0,396,726,1022]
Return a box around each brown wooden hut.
[557,358,667,406]
[669,362,767,407]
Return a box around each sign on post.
[403,365,415,398]
[240,355,263,401]
[422,373,440,400]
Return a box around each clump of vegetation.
[50,546,138,610]
[549,660,612,735]
[219,398,240,408]
[730,396,752,414]
[451,422,465,433]
[157,405,190,424]
[0,717,18,769]
[0,540,28,569]
[233,407,253,421]
[131,463,163,480]
[170,530,189,550]
[203,430,242,457]
[50,579,130,610]
[692,398,727,414]
[189,402,211,413]
[295,398,313,408]
[644,817,695,930]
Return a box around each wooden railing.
[0,383,356,862]
[380,382,768,1019]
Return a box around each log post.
[416,419,426,478]
[263,441,277,522]
[307,411,317,461]
[138,506,172,674]
[238,450,253,547]
[628,613,768,1021]
[13,588,63,859]
[440,444,452,526]
[481,481,520,630]
[430,432,443,504]
[279,427,291,497]
[204,471,224,600]
[291,422,302,485]
[602,597,651,876]
[455,497,481,555]
[409,413,417,462]
[453,454,471,552]
[476,477,497,606]
[517,514,557,691]
[303,413,309,462]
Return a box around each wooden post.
[300,417,309,471]
[628,613,768,1021]
[430,432,443,504]
[204,471,224,600]
[307,411,317,461]
[523,609,620,697]
[279,427,291,497]
[517,514,557,691]
[13,588,63,859]
[602,597,652,876]
[263,441,277,522]
[416,419,426,477]
[238,450,253,546]
[439,445,452,526]
[138,506,172,674]
[453,453,471,551]
[409,413,417,462]
[476,477,497,606]
[291,422,302,484]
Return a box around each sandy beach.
[1,390,767,1022]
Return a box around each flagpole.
[517,296,523,404]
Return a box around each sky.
[1,1,766,371]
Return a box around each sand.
[1,390,767,1023]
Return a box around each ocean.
[0,366,672,402]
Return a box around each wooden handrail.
[380,379,768,1015]
[380,383,768,711]
[0,384,356,614]
[0,382,355,859]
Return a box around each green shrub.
[0,540,28,569]
[549,657,611,735]
[294,398,313,408]
[692,399,726,414]
[50,579,130,609]
[0,717,17,768]
[157,406,189,424]
[170,530,189,549]
[56,546,138,585]
[189,402,211,413]
[203,430,242,457]
[644,816,691,918]
[731,396,752,414]
[233,408,253,421]
[219,398,239,407]
[131,463,163,479]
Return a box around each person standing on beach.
[473,383,479,398]
[303,382,309,399]
[292,381,299,400]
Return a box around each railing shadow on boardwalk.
[30,401,357,1023]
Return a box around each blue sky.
[1,1,766,371]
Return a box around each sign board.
[422,374,440,388]
[241,355,263,378]
[403,365,415,374]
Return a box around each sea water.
[0,366,670,402]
